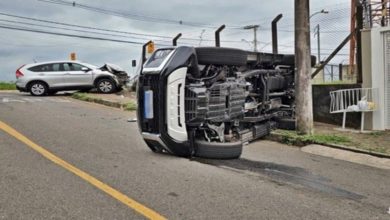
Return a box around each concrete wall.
[371,27,390,130]
[361,29,373,129]
[312,84,362,128]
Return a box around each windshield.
[144,49,174,68]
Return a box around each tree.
[295,0,313,135]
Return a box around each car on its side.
[137,46,316,159]
[15,61,129,96]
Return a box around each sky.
[0,0,351,82]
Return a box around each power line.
[0,12,244,43]
[0,24,160,45]
[37,0,243,29]
[0,19,172,42]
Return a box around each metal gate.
[385,32,390,129]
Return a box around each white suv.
[15,61,129,96]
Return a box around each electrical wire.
[37,0,243,29]
[0,12,244,43]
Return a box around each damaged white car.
[15,61,129,95]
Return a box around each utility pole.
[244,25,259,52]
[295,0,313,135]
[314,24,321,63]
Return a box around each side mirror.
[132,60,137,67]
[81,67,89,72]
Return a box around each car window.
[52,63,61,71]
[68,63,86,71]
[63,63,71,71]
[28,64,53,72]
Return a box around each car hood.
[100,63,124,72]
[99,63,128,78]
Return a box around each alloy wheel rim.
[31,84,45,95]
[99,81,112,92]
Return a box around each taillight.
[16,65,25,79]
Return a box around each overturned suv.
[137,46,303,159]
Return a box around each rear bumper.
[16,85,28,92]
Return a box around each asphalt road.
[1,91,389,220]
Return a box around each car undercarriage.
[137,46,313,159]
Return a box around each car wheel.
[97,79,116,93]
[195,47,247,66]
[29,82,48,96]
[194,140,243,159]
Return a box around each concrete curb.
[70,94,134,111]
[266,132,390,159]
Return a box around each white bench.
[330,88,378,132]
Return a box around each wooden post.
[295,0,313,135]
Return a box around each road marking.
[0,120,166,220]
[1,98,25,103]
[0,97,71,103]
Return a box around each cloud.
[0,0,350,82]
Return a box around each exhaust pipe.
[215,24,226,47]
[173,33,182,46]
[272,14,283,54]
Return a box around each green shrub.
[123,101,137,111]
[0,82,16,90]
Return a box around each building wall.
[361,29,373,129]
[370,26,390,130]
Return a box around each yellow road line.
[0,120,166,220]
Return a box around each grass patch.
[273,130,351,146]
[71,92,99,102]
[72,92,137,111]
[0,82,16,90]
[122,101,137,111]
[369,131,385,137]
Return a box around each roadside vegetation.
[71,92,137,111]
[271,130,351,146]
[123,101,137,111]
[0,82,16,90]
[270,123,390,156]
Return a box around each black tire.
[194,140,243,159]
[275,118,296,130]
[195,47,247,66]
[281,54,316,67]
[96,78,116,94]
[29,81,48,96]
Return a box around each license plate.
[144,90,154,119]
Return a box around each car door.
[30,63,67,88]
[64,62,93,86]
